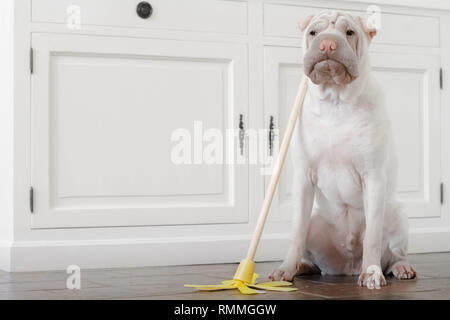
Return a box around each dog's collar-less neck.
[309,69,372,107]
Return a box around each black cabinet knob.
[137,2,153,19]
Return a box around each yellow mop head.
[185,259,298,295]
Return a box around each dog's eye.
[309,30,316,36]
[346,30,355,36]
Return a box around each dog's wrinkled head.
[301,11,376,85]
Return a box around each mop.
[185,75,308,295]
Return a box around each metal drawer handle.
[239,114,245,156]
[137,2,153,19]
[269,116,275,156]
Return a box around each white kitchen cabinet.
[264,46,442,221]
[31,33,249,228]
[1,0,450,271]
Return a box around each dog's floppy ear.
[299,15,314,32]
[358,17,377,41]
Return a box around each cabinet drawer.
[32,0,247,35]
[263,3,440,47]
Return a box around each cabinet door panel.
[264,47,303,221]
[264,46,441,221]
[372,53,441,218]
[31,34,248,228]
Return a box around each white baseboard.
[1,228,449,272]
[0,242,11,271]
[6,234,290,272]
[408,227,450,253]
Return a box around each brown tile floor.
[0,252,449,300]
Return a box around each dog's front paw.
[269,264,298,282]
[358,265,387,289]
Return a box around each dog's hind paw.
[391,262,417,280]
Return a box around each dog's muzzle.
[303,33,359,85]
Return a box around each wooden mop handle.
[246,75,308,261]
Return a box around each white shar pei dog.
[269,11,417,289]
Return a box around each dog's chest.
[300,104,373,206]
[302,111,362,168]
